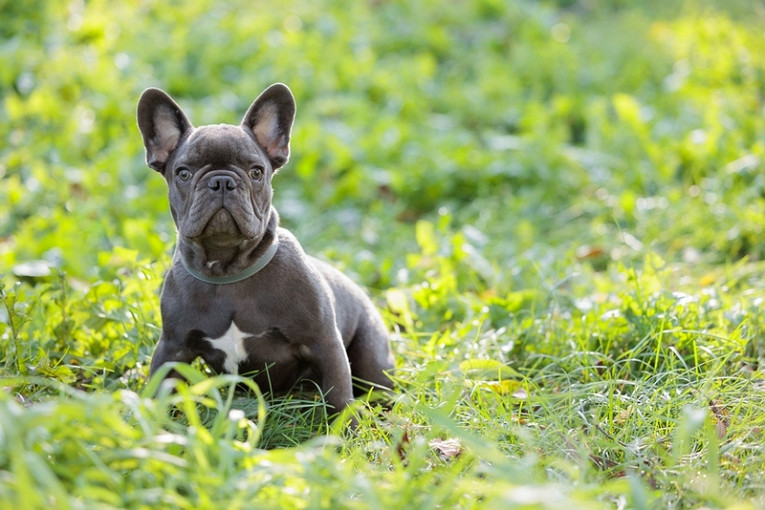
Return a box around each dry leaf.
[576,245,606,260]
[429,437,462,460]
[512,387,528,400]
[616,405,633,425]
[395,428,412,463]
[709,399,730,439]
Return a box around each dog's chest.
[200,320,304,376]
[205,322,252,373]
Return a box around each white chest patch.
[205,321,253,374]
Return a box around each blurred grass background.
[3,0,765,284]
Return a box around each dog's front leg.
[148,333,197,379]
[308,331,354,414]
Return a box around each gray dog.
[136,83,394,414]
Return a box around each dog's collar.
[179,235,279,285]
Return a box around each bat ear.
[242,83,296,170]
[137,88,193,172]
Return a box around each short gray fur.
[136,83,394,414]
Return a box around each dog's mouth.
[203,208,239,236]
[188,205,263,243]
[180,174,266,241]
[177,201,275,270]
[180,209,243,254]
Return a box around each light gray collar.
[179,235,279,285]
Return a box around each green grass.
[2,0,765,507]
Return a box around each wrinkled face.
[165,125,274,245]
[137,83,296,250]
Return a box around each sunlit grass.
[2,0,765,508]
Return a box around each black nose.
[208,175,237,192]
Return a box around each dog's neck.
[176,208,280,283]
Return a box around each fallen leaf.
[709,399,729,439]
[616,405,633,426]
[576,245,606,260]
[512,387,528,400]
[395,428,411,463]
[429,437,462,460]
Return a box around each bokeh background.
[4,0,764,285]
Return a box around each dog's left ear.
[242,83,296,171]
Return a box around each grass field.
[2,0,765,508]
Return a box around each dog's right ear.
[136,88,193,173]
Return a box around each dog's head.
[137,84,295,249]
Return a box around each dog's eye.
[177,168,192,182]
[249,166,264,181]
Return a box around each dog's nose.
[208,175,237,192]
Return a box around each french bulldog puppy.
[137,83,394,414]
